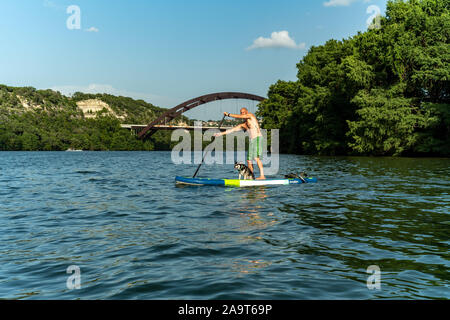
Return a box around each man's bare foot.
[256,176,266,180]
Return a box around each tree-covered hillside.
[0,85,176,151]
[258,0,449,156]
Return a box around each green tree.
[259,0,449,156]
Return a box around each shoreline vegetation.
[0,88,188,152]
[258,0,449,157]
[0,0,448,157]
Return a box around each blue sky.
[0,0,388,120]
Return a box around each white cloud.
[43,0,56,8]
[323,0,357,7]
[85,27,99,33]
[49,84,178,108]
[43,0,65,11]
[247,31,306,50]
[323,0,371,6]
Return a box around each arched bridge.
[137,92,266,139]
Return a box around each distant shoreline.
[0,150,448,159]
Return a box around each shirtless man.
[214,108,265,180]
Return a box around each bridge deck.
[121,124,233,131]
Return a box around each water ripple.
[0,152,448,299]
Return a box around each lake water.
[0,151,448,299]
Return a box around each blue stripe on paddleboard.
[175,176,225,186]
[175,176,318,186]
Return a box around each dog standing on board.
[234,162,255,180]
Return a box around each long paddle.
[193,114,226,178]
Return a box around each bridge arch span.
[137,92,265,139]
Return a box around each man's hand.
[214,132,223,137]
[224,112,230,117]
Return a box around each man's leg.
[255,157,265,180]
[247,160,254,173]
[247,138,255,174]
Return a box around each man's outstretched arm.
[225,112,251,120]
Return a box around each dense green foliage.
[0,85,174,151]
[258,0,449,156]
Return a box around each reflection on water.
[225,187,274,275]
[215,258,273,276]
[237,186,268,215]
[0,152,448,299]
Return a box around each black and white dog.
[234,162,255,180]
